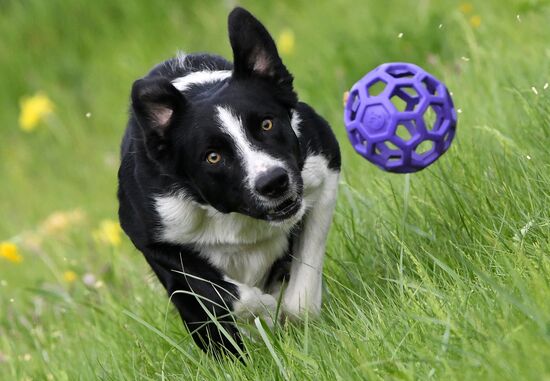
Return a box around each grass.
[1,0,550,379]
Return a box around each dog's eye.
[261,119,273,131]
[206,151,221,164]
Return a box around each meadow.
[1,0,549,379]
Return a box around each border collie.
[118,7,340,355]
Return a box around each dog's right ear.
[131,77,186,138]
[131,77,186,159]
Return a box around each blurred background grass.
[1,0,550,380]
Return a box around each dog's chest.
[154,154,330,286]
[199,231,289,286]
[154,194,293,286]
[191,214,292,286]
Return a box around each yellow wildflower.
[93,219,123,247]
[63,270,77,283]
[459,3,473,14]
[18,92,55,132]
[42,212,71,235]
[0,242,22,263]
[342,91,350,107]
[41,209,86,235]
[469,15,481,28]
[277,28,295,56]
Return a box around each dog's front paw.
[233,286,278,325]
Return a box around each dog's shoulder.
[293,102,341,172]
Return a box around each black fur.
[118,7,340,355]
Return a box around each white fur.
[155,193,297,286]
[290,109,302,137]
[172,51,187,70]
[228,276,278,325]
[171,70,231,92]
[283,158,339,318]
[215,106,289,199]
[154,154,337,319]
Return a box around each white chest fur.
[154,154,331,286]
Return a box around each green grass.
[1,0,550,379]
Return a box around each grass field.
[1,0,550,379]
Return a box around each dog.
[117,7,340,355]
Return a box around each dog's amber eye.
[206,151,221,164]
[261,119,273,131]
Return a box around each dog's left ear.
[228,7,296,102]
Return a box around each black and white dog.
[118,7,340,354]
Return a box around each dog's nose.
[255,167,289,198]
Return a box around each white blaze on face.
[215,106,286,195]
[171,70,232,92]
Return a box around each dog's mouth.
[265,197,302,222]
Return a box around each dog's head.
[131,7,304,222]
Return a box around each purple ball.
[344,62,457,173]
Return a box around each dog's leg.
[283,171,339,318]
[142,243,244,355]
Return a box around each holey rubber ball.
[344,62,457,173]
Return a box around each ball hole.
[396,122,415,142]
[421,76,440,96]
[367,80,387,97]
[401,87,417,97]
[348,90,361,121]
[387,155,402,163]
[352,130,362,144]
[390,86,421,112]
[390,95,408,112]
[424,104,443,131]
[415,140,435,156]
[384,141,400,151]
[387,66,416,79]
[443,131,453,149]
